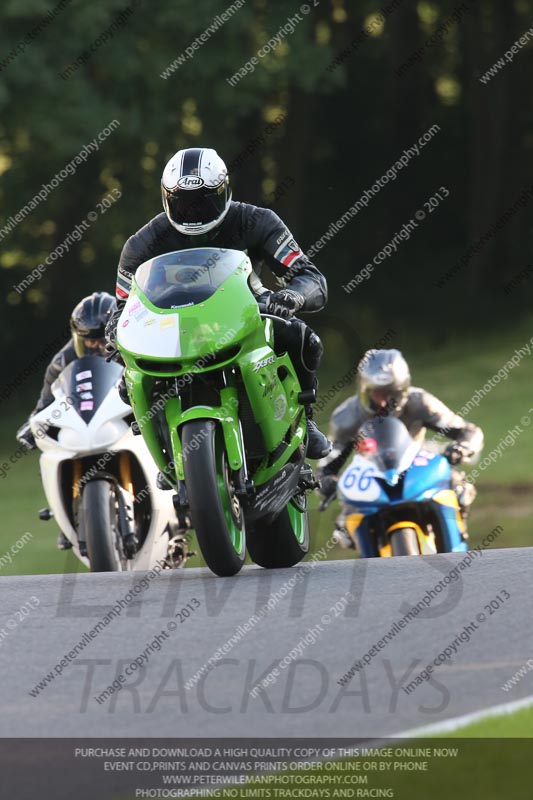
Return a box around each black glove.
[117,374,131,405]
[16,421,36,450]
[445,442,472,465]
[318,474,338,499]
[266,289,305,320]
[105,309,122,360]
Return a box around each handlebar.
[256,299,292,325]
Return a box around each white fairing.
[396,440,421,477]
[117,294,181,359]
[30,372,175,571]
[338,440,421,501]
[338,455,383,503]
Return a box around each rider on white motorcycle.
[317,349,484,548]
[16,292,116,549]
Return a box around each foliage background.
[1,0,532,572]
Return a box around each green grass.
[317,314,533,484]
[313,314,533,553]
[2,318,533,574]
[436,704,533,737]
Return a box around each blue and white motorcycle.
[328,417,468,557]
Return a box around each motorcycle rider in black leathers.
[16,292,116,548]
[317,349,484,548]
[106,147,331,462]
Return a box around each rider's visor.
[365,388,406,414]
[164,185,226,226]
[73,333,106,357]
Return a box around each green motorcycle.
[117,247,317,576]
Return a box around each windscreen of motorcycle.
[56,356,123,423]
[135,248,247,309]
[358,417,419,476]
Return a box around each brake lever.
[259,312,291,326]
[105,348,119,363]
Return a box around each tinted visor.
[364,387,406,414]
[73,332,106,358]
[165,185,226,226]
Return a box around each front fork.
[164,385,245,483]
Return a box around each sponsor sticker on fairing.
[80,401,94,411]
[76,370,92,381]
[76,382,92,392]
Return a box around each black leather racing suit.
[113,202,327,396]
[16,338,76,453]
[31,339,77,415]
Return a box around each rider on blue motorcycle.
[317,349,484,548]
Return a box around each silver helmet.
[357,349,410,414]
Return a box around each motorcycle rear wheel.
[247,494,309,569]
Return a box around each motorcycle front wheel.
[390,527,421,556]
[182,419,246,577]
[81,479,126,572]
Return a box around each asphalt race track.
[1,548,532,737]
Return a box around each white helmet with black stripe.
[161,147,232,236]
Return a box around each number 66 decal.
[340,458,382,501]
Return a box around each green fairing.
[118,249,306,489]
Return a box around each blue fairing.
[341,451,451,511]
[402,451,451,501]
[338,442,468,554]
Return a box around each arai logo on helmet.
[177,175,205,190]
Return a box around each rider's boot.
[56,533,72,550]
[277,320,331,460]
[305,405,331,460]
[156,471,174,490]
[332,526,355,549]
[332,510,355,550]
[453,473,476,540]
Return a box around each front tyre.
[81,480,126,572]
[390,527,421,556]
[247,494,309,569]
[182,420,246,577]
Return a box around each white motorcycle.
[30,355,191,572]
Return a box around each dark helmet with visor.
[70,292,116,357]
